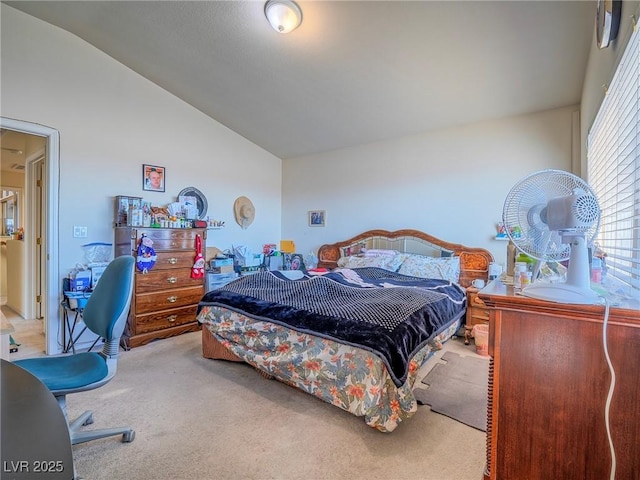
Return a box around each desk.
[1,359,75,479]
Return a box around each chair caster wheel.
[122,430,135,443]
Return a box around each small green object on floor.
[9,335,20,353]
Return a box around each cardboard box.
[280,240,296,253]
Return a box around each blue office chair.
[15,255,135,445]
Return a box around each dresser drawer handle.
[472,296,486,307]
[167,276,178,284]
[168,257,178,265]
[167,296,178,303]
[171,241,178,247]
[167,315,177,323]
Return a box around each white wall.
[283,106,577,266]
[1,5,282,274]
[2,3,600,284]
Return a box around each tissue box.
[90,265,107,289]
[70,270,91,291]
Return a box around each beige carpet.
[63,331,486,480]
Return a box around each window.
[587,25,639,293]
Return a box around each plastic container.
[513,263,527,288]
[64,291,91,310]
[472,324,489,356]
[591,257,603,283]
[520,270,532,287]
[82,242,113,264]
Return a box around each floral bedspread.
[198,268,466,387]
[198,306,460,432]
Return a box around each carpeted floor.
[6,313,488,480]
[414,351,489,431]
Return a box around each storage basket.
[64,291,92,310]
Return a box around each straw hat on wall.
[234,196,255,229]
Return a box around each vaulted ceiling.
[3,1,596,161]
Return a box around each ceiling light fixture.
[1,147,23,155]
[264,0,302,34]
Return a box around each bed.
[197,229,493,432]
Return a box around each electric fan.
[502,169,602,304]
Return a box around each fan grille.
[502,170,600,262]
[574,194,600,225]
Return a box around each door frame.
[28,153,46,322]
[1,117,60,355]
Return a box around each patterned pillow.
[385,254,407,272]
[337,254,406,272]
[397,254,460,283]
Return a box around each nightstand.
[464,286,490,345]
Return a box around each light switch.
[73,226,88,238]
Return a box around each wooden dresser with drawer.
[115,227,206,348]
[464,286,490,345]
[479,280,640,479]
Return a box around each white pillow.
[397,254,460,283]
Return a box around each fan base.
[521,282,603,305]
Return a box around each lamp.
[264,0,302,34]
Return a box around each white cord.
[602,297,616,480]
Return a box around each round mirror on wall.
[178,187,208,220]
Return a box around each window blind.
[587,24,639,293]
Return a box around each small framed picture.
[284,253,305,270]
[308,210,325,227]
[142,164,165,192]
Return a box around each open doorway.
[1,118,60,355]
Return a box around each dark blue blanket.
[198,268,466,387]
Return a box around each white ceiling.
[3,1,596,160]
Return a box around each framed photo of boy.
[308,210,325,227]
[143,164,165,192]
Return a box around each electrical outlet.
[73,226,88,238]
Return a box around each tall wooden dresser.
[478,280,640,480]
[115,227,206,348]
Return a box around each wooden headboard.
[316,229,494,288]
